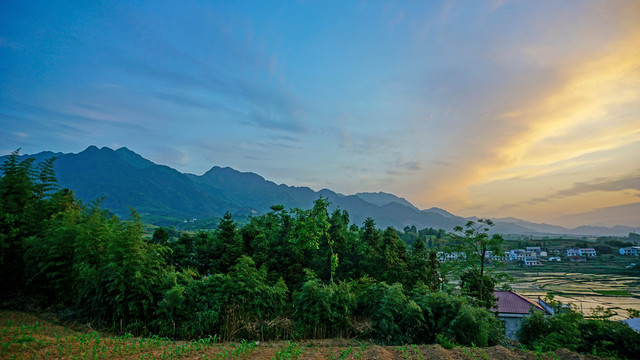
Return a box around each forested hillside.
[1,151,638,359]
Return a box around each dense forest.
[1,151,638,358]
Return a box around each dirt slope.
[0,311,607,360]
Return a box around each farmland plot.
[509,272,640,319]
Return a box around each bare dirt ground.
[0,311,607,360]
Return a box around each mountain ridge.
[2,146,637,236]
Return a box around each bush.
[446,305,504,346]
[414,291,466,343]
[361,282,423,344]
[293,279,355,338]
[518,310,583,352]
[578,319,640,359]
[519,309,640,358]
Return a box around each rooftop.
[493,291,549,315]
[621,318,640,332]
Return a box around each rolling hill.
[1,146,637,236]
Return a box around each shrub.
[446,305,504,346]
[293,279,355,338]
[518,310,583,351]
[361,282,423,344]
[414,291,466,343]
[578,319,640,359]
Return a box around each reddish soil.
[0,311,610,360]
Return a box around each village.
[437,245,640,267]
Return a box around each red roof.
[493,291,549,314]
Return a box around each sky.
[1,0,639,228]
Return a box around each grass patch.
[595,290,631,296]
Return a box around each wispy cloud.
[554,201,640,228]
[408,1,640,220]
[0,37,19,48]
[526,172,640,205]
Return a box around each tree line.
[0,151,505,345]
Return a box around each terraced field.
[508,270,640,319]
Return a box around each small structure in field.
[526,246,541,254]
[620,246,640,256]
[578,248,596,257]
[566,248,580,257]
[523,256,539,266]
[493,291,550,340]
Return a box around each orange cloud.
[411,3,640,224]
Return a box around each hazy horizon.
[2,1,639,228]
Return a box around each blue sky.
[2,1,639,227]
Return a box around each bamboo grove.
[0,151,512,346]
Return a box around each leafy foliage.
[450,219,504,309]
[293,278,355,338]
[518,308,640,359]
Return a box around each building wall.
[498,314,525,340]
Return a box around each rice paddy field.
[505,256,640,320]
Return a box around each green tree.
[151,227,170,245]
[0,151,66,298]
[293,277,355,338]
[459,269,497,309]
[380,227,409,285]
[23,190,83,306]
[361,282,423,344]
[627,308,640,318]
[517,309,583,351]
[360,218,383,278]
[408,239,442,291]
[451,219,504,309]
[221,256,289,340]
[215,211,244,273]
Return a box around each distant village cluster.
[438,245,640,267]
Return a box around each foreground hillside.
[1,311,606,360]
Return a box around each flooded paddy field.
[506,266,640,319]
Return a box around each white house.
[436,251,466,262]
[484,251,508,261]
[566,248,580,257]
[578,248,596,257]
[620,247,640,256]
[523,256,539,266]
[526,246,541,253]
[509,249,526,261]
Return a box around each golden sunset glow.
[405,3,640,226]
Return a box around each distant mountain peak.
[425,207,457,219]
[115,146,134,153]
[203,166,267,182]
[114,147,155,169]
[355,192,419,210]
[82,145,100,152]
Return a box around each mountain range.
[2,146,637,237]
